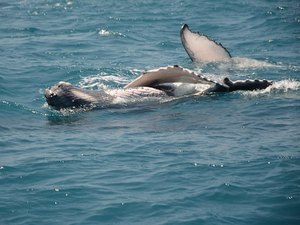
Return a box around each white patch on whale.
[107,87,167,105]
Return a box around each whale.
[45,65,272,110]
[44,24,273,110]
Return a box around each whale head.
[44,81,94,110]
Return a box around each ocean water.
[0,0,300,224]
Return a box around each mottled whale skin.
[45,65,272,110]
[44,81,167,110]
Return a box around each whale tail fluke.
[180,24,232,63]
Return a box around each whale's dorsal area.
[125,65,215,91]
[180,24,231,63]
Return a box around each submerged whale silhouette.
[45,24,273,110]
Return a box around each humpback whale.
[45,65,272,110]
[44,24,273,110]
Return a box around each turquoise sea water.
[1,0,300,224]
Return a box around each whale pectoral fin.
[125,65,214,89]
[180,24,231,63]
[223,77,273,92]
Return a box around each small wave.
[1,100,47,116]
[98,29,125,37]
[22,27,42,33]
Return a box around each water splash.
[231,57,279,69]
[98,29,125,37]
[195,57,280,72]
[78,73,129,89]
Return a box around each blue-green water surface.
[0,1,300,224]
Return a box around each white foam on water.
[98,29,110,36]
[58,106,96,115]
[98,29,125,37]
[231,57,280,69]
[212,57,281,71]
[79,74,129,90]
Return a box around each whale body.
[45,65,272,110]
